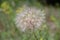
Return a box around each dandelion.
[15,5,46,32]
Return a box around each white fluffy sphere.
[15,5,46,32]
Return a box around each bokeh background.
[0,0,60,40]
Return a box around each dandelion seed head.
[15,5,46,32]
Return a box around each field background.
[0,0,60,40]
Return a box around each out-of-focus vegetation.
[0,0,60,40]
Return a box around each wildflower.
[15,5,46,32]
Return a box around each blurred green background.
[0,0,60,40]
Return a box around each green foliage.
[0,0,60,40]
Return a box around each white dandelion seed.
[15,5,46,32]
